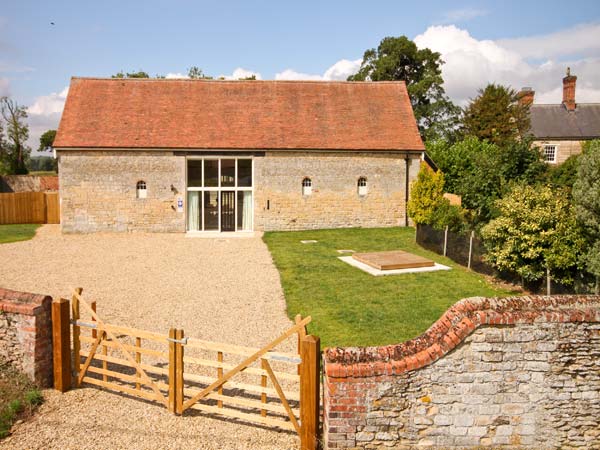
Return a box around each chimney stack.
[562,67,577,112]
[518,87,535,106]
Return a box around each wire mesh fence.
[415,224,597,295]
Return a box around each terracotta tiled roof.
[54,78,424,151]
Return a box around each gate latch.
[167,336,188,345]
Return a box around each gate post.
[52,298,71,392]
[168,328,185,415]
[300,335,321,450]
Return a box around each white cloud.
[218,67,262,80]
[275,59,361,81]
[165,72,188,79]
[437,8,488,24]
[26,87,68,153]
[498,22,600,59]
[413,24,600,106]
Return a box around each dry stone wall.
[323,295,600,449]
[0,287,53,387]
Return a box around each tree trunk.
[595,276,599,296]
[546,267,551,296]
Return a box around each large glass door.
[220,191,235,232]
[186,158,253,232]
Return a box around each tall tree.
[572,140,600,293]
[463,84,530,146]
[348,36,461,142]
[38,129,57,152]
[0,97,30,174]
[481,184,583,294]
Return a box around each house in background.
[53,78,425,233]
[519,68,600,164]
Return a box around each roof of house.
[530,103,600,139]
[54,77,425,151]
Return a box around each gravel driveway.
[1,225,298,450]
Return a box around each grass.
[0,361,44,439]
[264,227,517,348]
[0,224,40,244]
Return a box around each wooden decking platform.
[352,250,435,271]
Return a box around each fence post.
[175,329,184,415]
[52,298,71,392]
[468,231,474,269]
[71,287,82,387]
[300,335,321,450]
[168,328,177,413]
[443,226,448,257]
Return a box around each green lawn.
[264,227,516,348]
[0,224,40,244]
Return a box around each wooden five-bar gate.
[52,288,321,450]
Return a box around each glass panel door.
[221,191,235,232]
[203,191,219,230]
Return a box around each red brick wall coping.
[324,295,600,378]
[0,287,52,316]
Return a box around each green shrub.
[407,167,446,225]
[24,390,43,407]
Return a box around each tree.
[111,71,150,78]
[348,36,461,142]
[407,166,447,225]
[463,84,530,146]
[187,66,212,79]
[572,139,600,293]
[38,129,56,152]
[428,137,546,225]
[481,184,583,294]
[0,97,30,174]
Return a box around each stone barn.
[53,78,425,233]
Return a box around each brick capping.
[324,295,600,379]
[0,287,52,315]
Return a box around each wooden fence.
[52,289,321,450]
[0,192,60,224]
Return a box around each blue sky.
[1,0,600,151]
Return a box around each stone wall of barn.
[58,150,421,233]
[0,288,53,387]
[58,151,186,232]
[323,295,600,449]
[254,151,421,231]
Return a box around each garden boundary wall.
[323,295,600,449]
[0,287,53,387]
[0,175,59,193]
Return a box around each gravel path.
[1,225,298,450]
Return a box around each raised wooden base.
[352,250,435,271]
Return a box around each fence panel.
[45,192,60,224]
[0,192,60,224]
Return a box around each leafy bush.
[547,153,580,189]
[407,167,446,225]
[430,201,467,232]
[573,139,600,293]
[481,184,584,287]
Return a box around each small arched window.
[136,180,147,199]
[302,177,312,196]
[357,177,367,196]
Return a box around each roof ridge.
[70,76,406,85]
